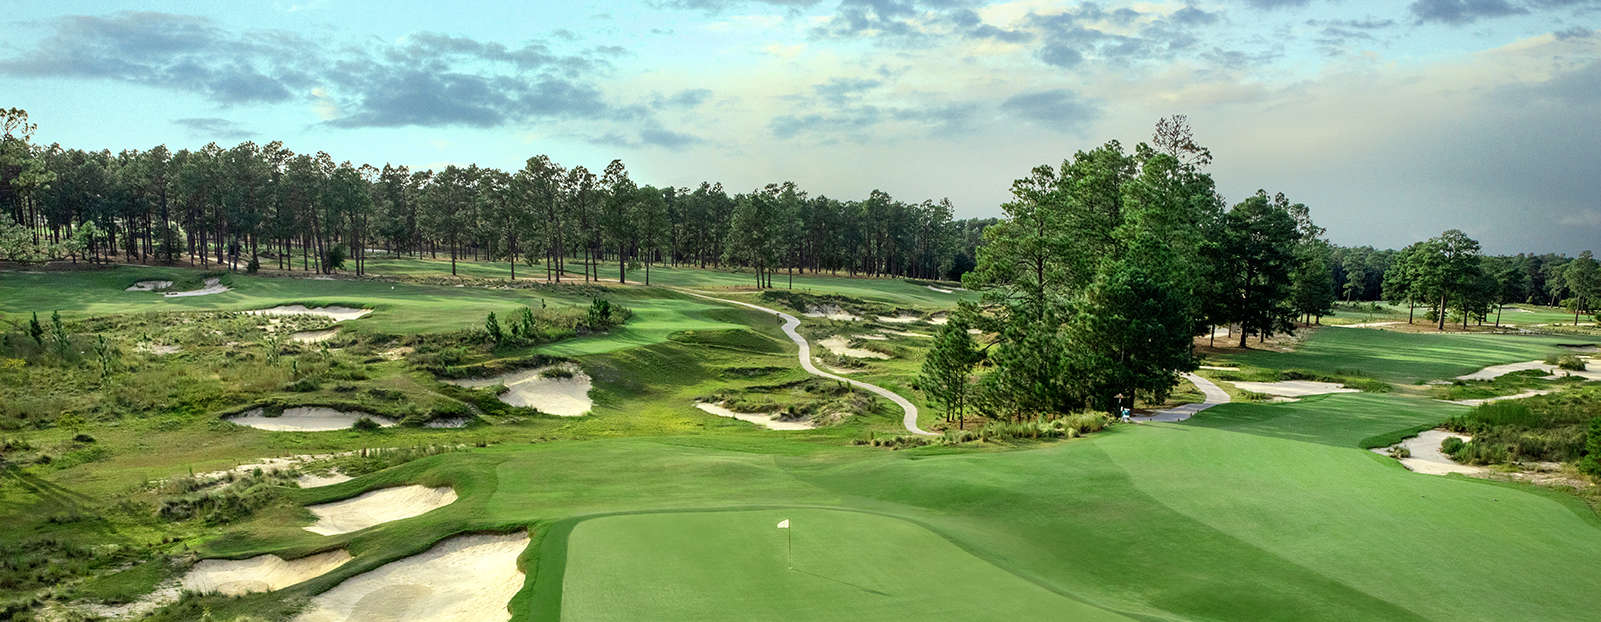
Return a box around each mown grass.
[1220,327,1600,384]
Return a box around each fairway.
[560,509,1120,621]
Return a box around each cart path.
[680,290,934,435]
[1135,373,1231,423]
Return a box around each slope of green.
[1220,327,1600,384]
[559,508,1121,622]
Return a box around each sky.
[2,0,1598,254]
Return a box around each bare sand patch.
[818,336,891,359]
[881,329,932,339]
[1230,380,1359,397]
[927,313,949,325]
[380,346,414,361]
[1370,429,1485,476]
[182,550,352,595]
[1332,321,1404,329]
[1457,359,1601,382]
[304,485,458,536]
[126,280,172,292]
[1198,365,1239,371]
[298,471,354,488]
[291,328,339,344]
[926,285,954,294]
[803,304,859,321]
[876,313,922,324]
[856,333,887,340]
[694,402,816,430]
[136,343,181,355]
[164,277,229,297]
[294,532,529,622]
[228,407,397,432]
[248,304,372,322]
[442,364,592,416]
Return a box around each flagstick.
[786,526,793,570]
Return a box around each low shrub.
[1546,353,1587,372]
[351,417,382,431]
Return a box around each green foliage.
[485,311,504,344]
[1443,388,1601,464]
[1580,417,1601,477]
[325,243,349,271]
[351,416,382,431]
[920,316,981,427]
[1544,353,1586,371]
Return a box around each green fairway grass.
[1219,326,1600,384]
[559,508,1119,621]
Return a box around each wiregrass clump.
[1545,353,1587,372]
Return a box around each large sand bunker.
[818,336,891,359]
[694,402,816,430]
[1231,380,1359,397]
[881,329,931,339]
[291,328,340,344]
[164,277,230,297]
[1370,429,1485,476]
[442,364,592,416]
[1446,389,1560,407]
[803,304,859,321]
[1457,359,1601,382]
[181,550,352,596]
[304,485,458,536]
[228,407,397,432]
[876,313,922,324]
[294,532,528,622]
[126,280,172,292]
[248,305,372,322]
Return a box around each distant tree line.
[0,108,987,285]
[1332,244,1600,316]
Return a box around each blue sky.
[3,0,1598,253]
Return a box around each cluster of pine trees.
[0,108,986,284]
[927,117,1341,421]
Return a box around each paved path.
[680,290,934,435]
[1133,373,1231,423]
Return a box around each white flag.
[776,519,790,529]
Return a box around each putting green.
[559,508,1124,621]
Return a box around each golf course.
[3,252,1601,621]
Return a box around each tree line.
[0,108,986,285]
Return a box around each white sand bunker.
[294,532,528,622]
[1230,380,1360,397]
[165,277,230,297]
[304,485,458,536]
[926,285,954,294]
[1370,429,1485,476]
[876,313,922,324]
[126,280,172,292]
[819,336,891,359]
[1446,389,1559,407]
[1457,359,1601,382]
[928,314,949,325]
[1332,321,1403,329]
[695,402,815,431]
[182,550,352,596]
[1198,365,1239,371]
[803,304,859,321]
[291,328,339,344]
[228,407,397,432]
[881,329,931,339]
[442,364,592,416]
[299,470,354,488]
[248,305,373,322]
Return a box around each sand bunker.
[291,328,339,344]
[803,304,860,321]
[926,285,954,294]
[1447,389,1559,407]
[304,485,458,536]
[442,364,592,416]
[1370,429,1486,476]
[1230,380,1360,397]
[856,333,887,340]
[126,280,172,292]
[695,402,816,431]
[928,314,949,325]
[247,305,372,322]
[1198,365,1239,371]
[228,407,397,432]
[165,277,230,297]
[293,532,528,622]
[298,471,354,488]
[1333,321,1403,329]
[1457,359,1601,382]
[876,313,922,324]
[182,550,352,596]
[881,329,931,339]
[819,336,891,359]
